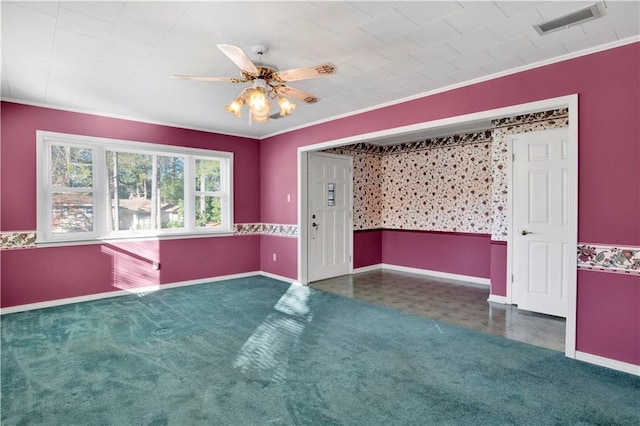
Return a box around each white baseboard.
[380,263,491,286]
[259,271,298,284]
[353,264,383,274]
[575,351,640,376]
[488,294,509,304]
[1,271,262,315]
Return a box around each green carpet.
[2,276,639,425]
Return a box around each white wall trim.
[298,151,310,285]
[0,271,264,315]
[259,271,298,284]
[380,263,490,286]
[353,264,383,274]
[575,351,640,376]
[487,294,509,304]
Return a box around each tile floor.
[310,269,566,352]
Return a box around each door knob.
[312,222,319,228]
[520,229,533,235]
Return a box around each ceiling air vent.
[533,4,602,35]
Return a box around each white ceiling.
[2,1,639,140]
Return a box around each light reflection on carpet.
[234,284,313,382]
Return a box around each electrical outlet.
[287,193,291,202]
[152,261,160,270]
[272,253,277,261]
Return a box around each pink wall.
[260,236,297,279]
[260,136,298,225]
[381,231,491,278]
[1,102,262,307]
[576,271,639,365]
[354,230,382,268]
[260,43,640,366]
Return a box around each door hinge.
[511,274,514,283]
[512,153,515,162]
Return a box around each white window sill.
[36,230,236,248]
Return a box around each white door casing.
[307,153,353,282]
[511,128,571,318]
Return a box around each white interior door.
[307,153,352,282]
[512,128,571,318]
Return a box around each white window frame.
[36,131,234,245]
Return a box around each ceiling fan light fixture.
[250,103,271,122]
[225,98,243,117]
[172,44,336,123]
[248,87,267,110]
[278,97,296,116]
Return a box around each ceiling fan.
[172,44,337,122]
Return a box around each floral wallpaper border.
[330,130,493,156]
[577,244,640,275]
[382,130,492,154]
[0,231,37,250]
[491,108,568,129]
[0,225,298,250]
[234,223,298,238]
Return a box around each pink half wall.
[576,270,640,366]
[381,231,491,279]
[354,230,382,269]
[1,236,261,307]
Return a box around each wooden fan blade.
[273,63,337,82]
[217,44,260,77]
[276,85,319,104]
[171,75,247,83]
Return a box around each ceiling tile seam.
[441,2,509,35]
[392,3,464,28]
[43,2,62,104]
[52,3,126,104]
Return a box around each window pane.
[51,146,93,188]
[106,152,152,231]
[52,192,93,233]
[158,156,185,229]
[106,152,185,231]
[195,196,221,227]
[195,159,221,192]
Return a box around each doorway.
[298,94,578,358]
[509,128,572,319]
